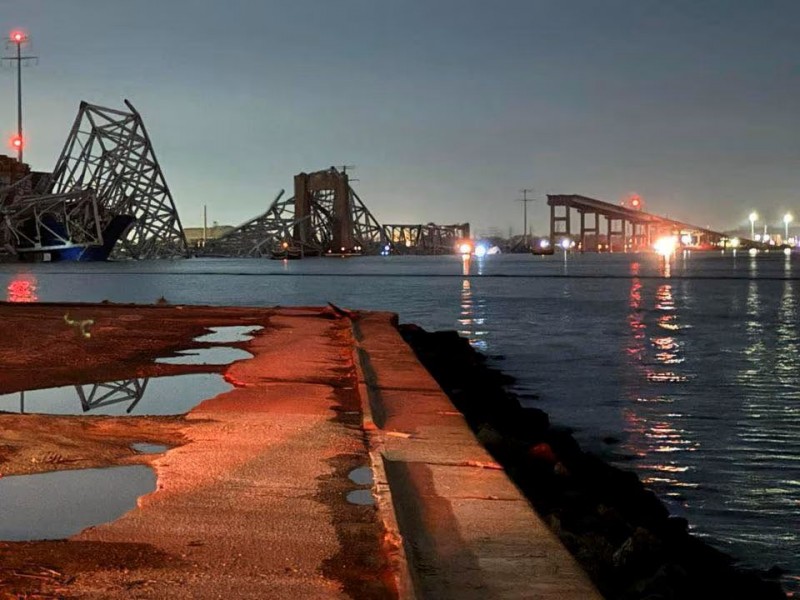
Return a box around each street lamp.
[749,212,758,240]
[784,213,792,241]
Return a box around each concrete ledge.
[352,312,603,600]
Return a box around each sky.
[1,0,799,235]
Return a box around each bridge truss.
[383,223,471,255]
[203,167,466,257]
[0,100,188,260]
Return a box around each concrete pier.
[0,303,600,599]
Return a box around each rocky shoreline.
[400,324,787,600]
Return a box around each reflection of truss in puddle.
[76,379,149,413]
[14,379,149,414]
[1,373,232,416]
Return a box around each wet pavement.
[0,303,601,599]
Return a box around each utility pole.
[3,30,37,163]
[516,188,536,249]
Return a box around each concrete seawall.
[0,303,601,598]
[353,311,602,599]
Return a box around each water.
[155,347,253,365]
[348,466,374,486]
[346,489,375,506]
[0,374,232,415]
[1,252,798,590]
[0,466,155,540]
[193,325,263,343]
[131,443,169,454]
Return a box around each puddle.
[0,373,232,416]
[346,489,375,506]
[0,466,156,541]
[193,325,263,344]
[155,347,253,365]
[131,443,169,454]
[348,466,374,486]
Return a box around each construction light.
[654,236,677,257]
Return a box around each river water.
[1,251,797,592]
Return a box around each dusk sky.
[2,1,798,235]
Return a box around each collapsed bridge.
[202,167,469,257]
[0,100,188,261]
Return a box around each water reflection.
[0,466,155,540]
[622,269,698,501]
[193,325,263,344]
[0,373,231,416]
[458,278,488,351]
[7,273,38,302]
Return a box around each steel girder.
[349,187,385,253]
[203,169,386,257]
[201,190,314,257]
[2,190,104,256]
[45,100,188,258]
[383,223,470,254]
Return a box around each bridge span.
[548,194,734,252]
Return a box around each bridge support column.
[550,204,570,245]
[293,173,312,246]
[331,172,354,252]
[580,211,599,252]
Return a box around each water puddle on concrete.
[346,466,375,506]
[193,325,263,344]
[0,373,232,416]
[131,443,169,454]
[0,466,155,541]
[348,466,374,486]
[155,347,252,365]
[346,489,375,506]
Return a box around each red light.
[10,134,23,150]
[9,30,25,43]
[632,198,640,207]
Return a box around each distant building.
[184,225,235,249]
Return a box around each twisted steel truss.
[46,100,188,258]
[202,190,306,257]
[383,223,471,255]
[203,168,387,257]
[1,100,187,260]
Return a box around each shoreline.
[399,323,788,599]
[0,301,789,598]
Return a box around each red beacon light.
[10,134,24,150]
[9,30,26,43]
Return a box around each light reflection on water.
[0,252,798,591]
[6,273,38,302]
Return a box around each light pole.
[516,189,535,250]
[784,213,792,242]
[749,212,758,240]
[4,30,36,163]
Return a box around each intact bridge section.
[548,194,733,252]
